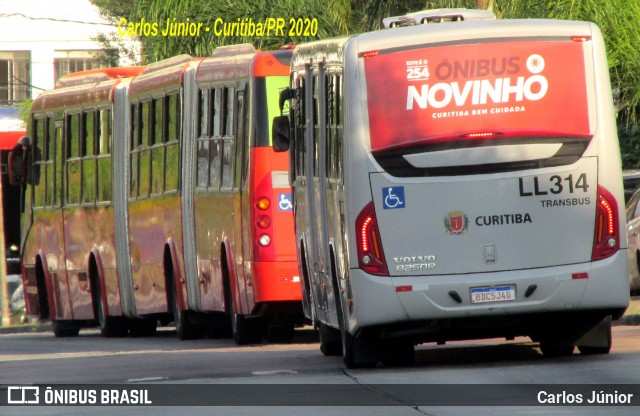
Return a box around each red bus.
[11,45,302,343]
[1,106,27,276]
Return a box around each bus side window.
[66,113,81,205]
[151,97,165,195]
[138,100,151,198]
[221,86,235,189]
[130,103,139,198]
[45,116,56,207]
[208,87,222,190]
[234,90,245,190]
[196,89,210,189]
[294,75,305,178]
[165,93,180,192]
[97,108,112,202]
[33,117,45,206]
[82,110,96,205]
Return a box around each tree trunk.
[474,0,494,10]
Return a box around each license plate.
[470,285,516,304]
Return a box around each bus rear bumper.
[251,260,302,303]
[347,250,629,338]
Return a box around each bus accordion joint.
[592,185,619,261]
[355,201,389,276]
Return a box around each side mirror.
[272,115,290,152]
[8,136,31,186]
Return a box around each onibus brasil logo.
[444,210,469,235]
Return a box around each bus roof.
[252,49,292,77]
[56,66,147,88]
[195,44,256,83]
[128,55,196,99]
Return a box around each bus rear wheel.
[231,296,262,345]
[381,340,415,367]
[94,280,127,338]
[171,279,201,340]
[128,318,157,337]
[319,322,342,356]
[264,321,295,344]
[52,320,80,337]
[342,331,377,369]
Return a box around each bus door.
[304,60,335,325]
[234,88,251,313]
[50,120,73,320]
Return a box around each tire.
[171,278,201,340]
[319,322,342,356]
[264,321,295,344]
[206,313,232,339]
[52,320,80,337]
[334,290,376,368]
[94,280,127,338]
[381,340,415,367]
[231,295,262,345]
[342,330,377,369]
[128,318,157,337]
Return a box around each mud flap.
[576,315,612,354]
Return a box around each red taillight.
[355,201,389,276]
[592,185,619,261]
[256,197,270,210]
[256,215,271,228]
[361,50,380,58]
[255,197,273,250]
[571,35,591,42]
[462,131,499,140]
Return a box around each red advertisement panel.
[363,40,590,152]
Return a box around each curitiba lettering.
[406,76,548,110]
[475,213,532,226]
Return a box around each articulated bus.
[1,106,26,275]
[11,45,301,343]
[273,9,629,367]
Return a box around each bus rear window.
[363,39,591,153]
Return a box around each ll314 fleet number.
[519,173,589,196]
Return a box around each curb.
[2,319,640,335]
[0,323,51,334]
[614,314,640,326]
[2,302,640,334]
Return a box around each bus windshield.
[254,75,289,147]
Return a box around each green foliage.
[17,99,32,125]
[91,0,640,167]
[127,0,356,62]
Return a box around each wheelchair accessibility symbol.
[382,186,405,210]
[278,193,293,211]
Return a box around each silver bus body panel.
[291,18,628,339]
